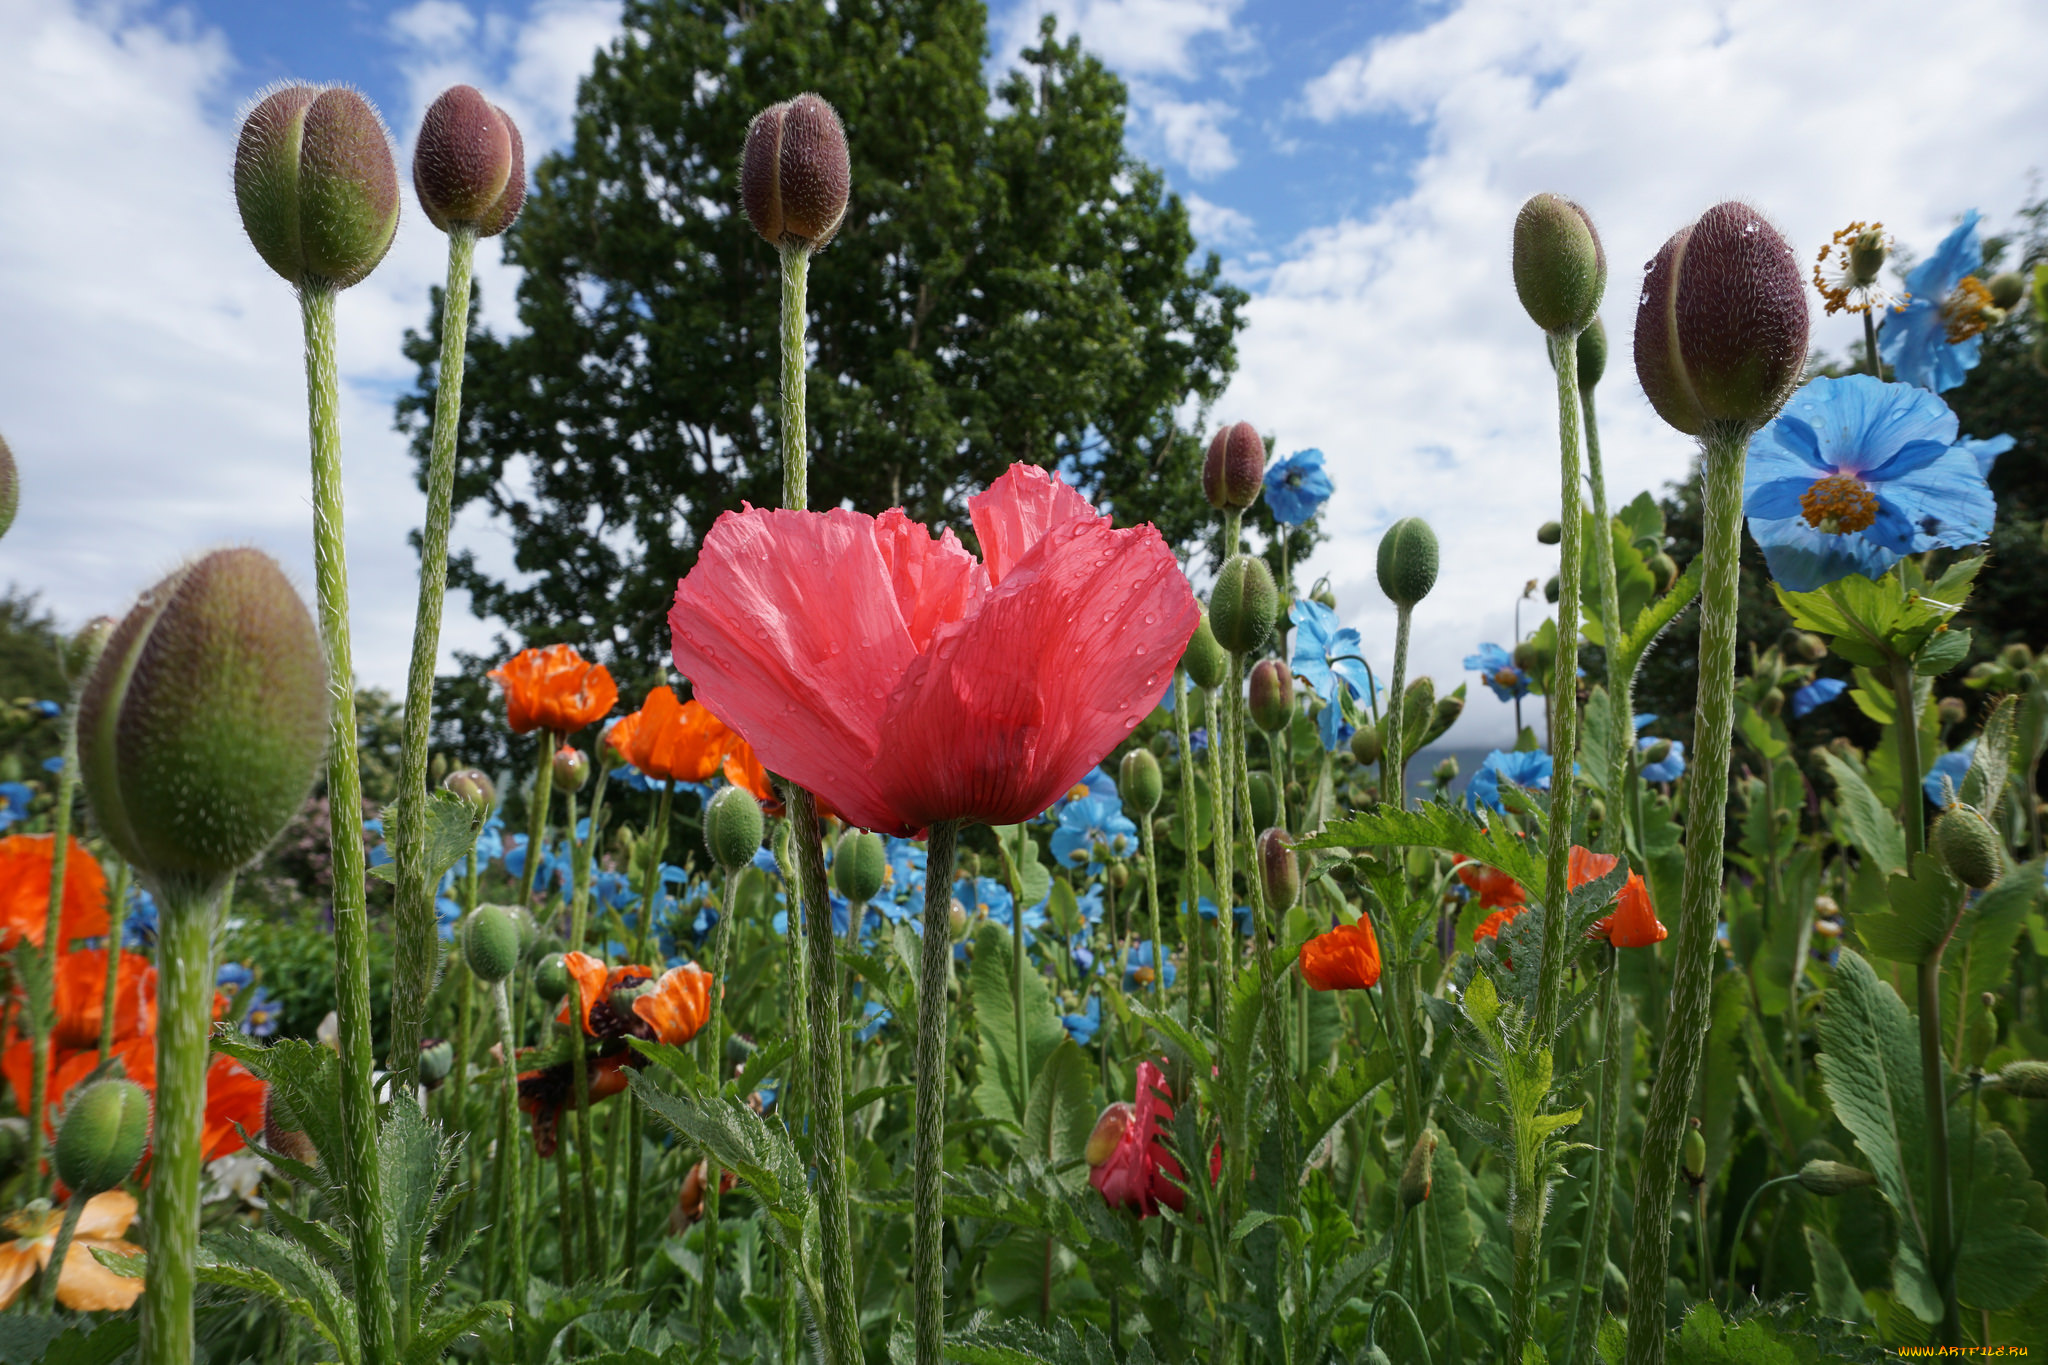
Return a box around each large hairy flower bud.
[78,549,327,901]
[1513,193,1606,336]
[54,1078,151,1197]
[1796,1159,1876,1196]
[0,432,15,542]
[235,84,400,289]
[463,904,519,983]
[705,786,765,873]
[1932,804,2002,889]
[1377,518,1438,608]
[412,84,525,236]
[1248,659,1293,735]
[1118,748,1163,817]
[1209,555,1278,655]
[1576,316,1608,390]
[1258,827,1299,913]
[833,829,887,903]
[741,93,851,250]
[1182,611,1228,691]
[1202,422,1265,511]
[1635,202,1808,436]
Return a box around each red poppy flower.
[1453,854,1526,911]
[605,688,734,783]
[0,835,108,950]
[1087,1059,1186,1217]
[668,463,1200,836]
[1473,906,1525,945]
[488,644,618,735]
[1300,919,1383,991]
[1571,845,1667,948]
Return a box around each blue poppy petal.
[1745,477,1817,520]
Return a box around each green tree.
[399,0,1246,776]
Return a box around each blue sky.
[0,0,2044,746]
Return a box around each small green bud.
[1202,421,1266,512]
[533,951,572,1004]
[1118,747,1163,817]
[1760,688,1784,717]
[1937,696,1968,728]
[1513,192,1607,335]
[442,767,495,813]
[1183,610,1229,689]
[1543,574,1560,604]
[1399,1128,1437,1209]
[1248,658,1293,735]
[0,432,17,543]
[552,744,589,793]
[418,1038,455,1088]
[1932,804,2003,889]
[1682,1117,1706,1185]
[1994,1059,2048,1098]
[1642,739,1673,765]
[1987,271,2026,311]
[464,904,519,983]
[1350,723,1382,766]
[1635,202,1808,437]
[1258,827,1298,913]
[833,829,887,903]
[412,84,525,235]
[705,786,765,873]
[1433,756,1459,785]
[1311,582,1338,610]
[235,84,401,289]
[2001,642,2032,671]
[1847,228,1889,288]
[1576,317,1608,390]
[742,93,852,250]
[54,1079,151,1197]
[1514,638,1547,675]
[1249,771,1277,834]
[1109,862,1129,891]
[1781,629,1827,663]
[77,549,327,901]
[1430,691,1463,739]
[1796,1159,1877,1196]
[1210,555,1279,655]
[1377,517,1439,608]
[1536,520,1562,545]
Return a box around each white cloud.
[994,0,1246,80]
[1184,192,1254,245]
[1240,0,2048,746]
[1149,95,1237,177]
[0,1,620,691]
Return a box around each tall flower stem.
[389,223,479,1091]
[1535,330,1585,1040]
[27,698,81,1197]
[300,281,394,1365]
[1174,673,1205,1021]
[516,738,555,907]
[777,243,812,510]
[1624,426,1747,1365]
[700,865,741,1337]
[489,978,528,1299]
[1385,605,1413,807]
[38,1187,88,1310]
[142,889,217,1365]
[913,819,962,1365]
[99,860,132,1063]
[1141,804,1163,995]
[1581,377,1634,852]
[1567,949,1624,1365]
[560,787,602,1278]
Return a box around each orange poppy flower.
[8,1034,263,1166]
[632,964,712,1046]
[44,947,156,1052]
[488,644,618,735]
[606,688,735,783]
[721,737,779,809]
[1453,854,1525,912]
[1570,846,1668,949]
[0,835,108,950]
[1300,919,1382,991]
[0,1189,145,1310]
[1472,906,1525,945]
[517,1051,632,1156]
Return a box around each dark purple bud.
[742,93,851,250]
[1248,659,1294,735]
[1202,422,1265,511]
[413,84,525,237]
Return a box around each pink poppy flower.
[1087,1059,1186,1217]
[668,463,1198,836]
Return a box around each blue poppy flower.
[1923,740,1974,807]
[1957,433,2015,479]
[1069,937,1096,975]
[216,961,253,992]
[40,756,63,773]
[1050,796,1138,875]
[1075,885,1106,925]
[1464,643,1530,703]
[32,700,60,718]
[436,896,463,940]
[123,887,158,948]
[1468,749,1553,812]
[0,781,34,831]
[1264,448,1334,525]
[1743,376,1993,593]
[1062,995,1103,1045]
[592,869,636,911]
[1040,766,1120,823]
[1190,727,1209,755]
[240,986,282,1037]
[474,816,505,866]
[855,998,892,1044]
[753,846,781,877]
[1880,211,1987,394]
[1122,940,1177,990]
[1790,678,1848,718]
[1292,600,1374,752]
[1639,736,1686,784]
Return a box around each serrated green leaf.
[970,923,1067,1134]
[1301,800,1545,903]
[1821,752,1907,876]
[1856,854,1965,966]
[369,788,482,885]
[1960,694,2018,815]
[1954,1123,2048,1310]
[1914,626,1972,677]
[1021,1039,1093,1169]
[403,1301,510,1365]
[626,1070,811,1244]
[1613,555,1702,686]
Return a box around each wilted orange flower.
[488,644,618,735]
[1453,855,1525,912]
[0,1189,145,1310]
[606,687,734,782]
[1570,845,1667,949]
[633,964,713,1045]
[519,1052,632,1156]
[1300,919,1382,991]
[0,835,108,950]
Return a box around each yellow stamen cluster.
[1493,666,1520,690]
[1800,474,1879,534]
[1942,275,2002,343]
[1812,221,1901,316]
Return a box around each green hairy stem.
[389,222,479,1092]
[491,979,528,1300]
[141,892,216,1365]
[913,819,960,1365]
[300,281,395,1365]
[1568,954,1626,1365]
[1581,380,1635,852]
[1624,426,1747,1365]
[39,1188,87,1311]
[99,860,132,1063]
[1534,330,1585,1041]
[27,689,81,1199]
[700,864,742,1336]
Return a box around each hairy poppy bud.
[1635,202,1808,436]
[1995,1060,2048,1098]
[1760,688,1784,718]
[1544,575,1560,604]
[1248,659,1294,735]
[2001,643,2033,672]
[741,93,851,250]
[1780,629,1826,663]
[62,616,116,688]
[412,84,525,235]
[1577,317,1608,390]
[1987,271,2026,311]
[705,786,765,873]
[54,1078,151,1197]
[1258,827,1299,913]
[235,84,400,289]
[78,549,326,901]
[833,829,886,903]
[1433,756,1459,785]
[1183,611,1228,690]
[1536,520,1562,545]
[1248,771,1278,834]
[1202,422,1266,511]
[418,1037,454,1088]
[262,1089,317,1168]
[1643,739,1673,766]
[0,433,16,543]
[1119,748,1163,817]
[1682,1117,1706,1185]
[1210,555,1278,655]
[1399,1128,1437,1209]
[1350,722,1382,766]
[1796,1159,1876,1196]
[1513,193,1606,336]
[1377,518,1438,608]
[463,904,519,983]
[443,767,495,813]
[1933,804,2002,888]
[1311,582,1338,610]
[949,898,969,939]
[1086,1102,1133,1167]
[1432,692,1463,737]
[533,951,571,1003]
[1937,696,1968,728]
[552,744,589,793]
[1648,552,1679,592]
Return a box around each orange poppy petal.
[202,1056,267,1162]
[54,1235,145,1311]
[1473,906,1524,945]
[0,1242,38,1311]
[0,835,109,950]
[1300,921,1381,991]
[632,964,713,1046]
[557,951,611,1035]
[1567,844,1620,892]
[72,1190,138,1242]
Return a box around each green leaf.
[403,1301,511,1365]
[367,789,482,885]
[1960,694,2018,816]
[1855,854,1965,966]
[198,1226,360,1364]
[1021,1040,1094,1169]
[626,1069,812,1245]
[969,922,1068,1133]
[1612,555,1702,687]
[1941,859,2040,1068]
[1803,1225,1871,1323]
[1821,752,1906,876]
[1300,799,1546,903]
[1954,1123,2048,1310]
[1914,626,1972,676]
[1814,950,1940,1322]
